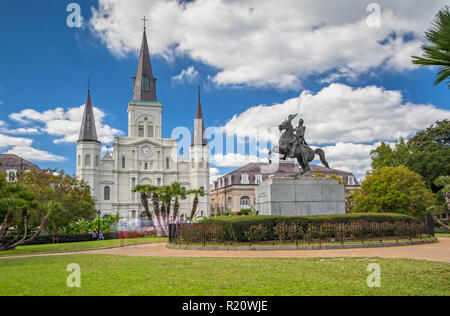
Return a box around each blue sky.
[0,0,449,180]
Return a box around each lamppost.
[97,210,101,240]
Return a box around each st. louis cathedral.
[76,28,210,221]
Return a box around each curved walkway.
[2,238,449,263]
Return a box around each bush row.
[202,213,419,225]
[175,214,426,243]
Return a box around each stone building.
[0,154,41,182]
[76,28,210,220]
[210,162,359,214]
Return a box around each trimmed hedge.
[202,213,419,225]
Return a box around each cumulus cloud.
[218,83,450,177]
[211,153,266,167]
[223,83,450,145]
[90,0,446,88]
[209,167,222,184]
[9,105,122,144]
[171,66,199,84]
[0,133,65,162]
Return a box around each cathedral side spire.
[78,87,99,143]
[132,18,157,102]
[192,86,207,146]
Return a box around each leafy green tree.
[352,166,436,218]
[434,176,450,209]
[18,169,96,234]
[412,6,450,88]
[0,178,64,250]
[370,120,450,191]
[406,144,450,191]
[370,138,411,170]
[409,120,450,149]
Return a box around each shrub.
[274,222,290,241]
[244,225,268,242]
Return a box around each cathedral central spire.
[78,87,99,143]
[132,19,157,102]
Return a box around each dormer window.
[241,174,249,184]
[255,174,263,184]
[6,170,17,182]
[348,176,356,186]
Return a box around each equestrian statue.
[268,114,330,177]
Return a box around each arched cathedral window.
[85,155,91,167]
[104,186,110,201]
[147,124,154,137]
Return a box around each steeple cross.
[142,16,148,30]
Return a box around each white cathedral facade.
[76,28,210,221]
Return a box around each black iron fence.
[169,218,435,246]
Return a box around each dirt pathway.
[2,237,448,263]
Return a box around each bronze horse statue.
[268,114,330,177]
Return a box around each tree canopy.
[17,169,96,234]
[370,120,450,191]
[351,166,437,218]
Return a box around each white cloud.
[0,133,65,162]
[223,83,450,145]
[90,0,447,88]
[209,167,222,184]
[9,105,122,144]
[171,66,199,84]
[2,127,40,135]
[211,153,266,168]
[218,83,450,177]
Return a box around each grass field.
[0,237,167,257]
[0,255,448,296]
[436,233,450,237]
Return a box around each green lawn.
[0,255,448,296]
[0,237,167,257]
[436,233,450,237]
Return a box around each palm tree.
[132,185,153,221]
[132,185,166,234]
[158,186,173,229]
[187,187,206,223]
[412,6,450,88]
[170,182,187,222]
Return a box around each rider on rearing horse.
[289,118,308,158]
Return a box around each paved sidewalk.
[2,238,449,263]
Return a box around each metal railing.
[169,218,435,246]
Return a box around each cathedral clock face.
[142,146,152,157]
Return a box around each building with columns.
[76,28,210,220]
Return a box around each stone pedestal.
[255,177,345,216]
